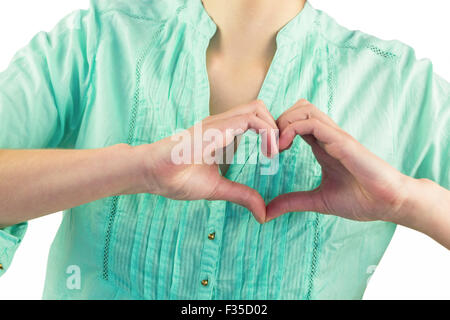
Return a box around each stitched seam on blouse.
[305,40,335,300]
[306,216,320,300]
[315,13,400,60]
[97,8,172,23]
[79,11,101,141]
[102,22,166,281]
[393,56,401,170]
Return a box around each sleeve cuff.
[0,222,27,276]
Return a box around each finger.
[301,134,334,166]
[214,113,279,158]
[215,100,278,130]
[277,99,339,132]
[209,177,266,223]
[279,118,392,185]
[276,99,310,131]
[205,100,279,157]
[278,118,341,152]
[265,189,327,222]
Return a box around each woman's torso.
[42,0,406,299]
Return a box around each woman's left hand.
[266,99,412,223]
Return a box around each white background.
[0,0,449,300]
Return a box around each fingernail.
[254,214,265,224]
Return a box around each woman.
[0,0,448,299]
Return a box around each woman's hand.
[266,99,415,223]
[135,100,278,223]
[266,99,450,249]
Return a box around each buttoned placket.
[186,0,314,299]
[192,8,224,297]
[195,44,293,299]
[198,200,227,298]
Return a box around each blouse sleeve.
[0,223,27,277]
[0,8,98,277]
[394,46,450,189]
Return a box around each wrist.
[127,142,161,195]
[109,143,150,195]
[391,177,448,238]
[389,176,424,226]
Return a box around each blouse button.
[208,232,215,240]
[201,279,209,286]
[0,263,3,270]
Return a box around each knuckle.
[254,99,266,108]
[245,112,257,121]
[305,104,315,112]
[257,101,267,112]
[277,118,288,130]
[255,105,264,116]
[285,121,296,133]
[310,118,321,127]
[251,100,266,114]
[203,115,214,123]
[297,98,310,106]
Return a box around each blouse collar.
[180,0,318,46]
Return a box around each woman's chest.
[206,57,270,116]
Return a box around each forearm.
[393,178,450,249]
[0,144,144,227]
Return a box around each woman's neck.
[202,0,307,62]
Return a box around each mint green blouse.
[0,0,449,300]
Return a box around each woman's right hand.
[134,100,278,223]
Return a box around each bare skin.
[0,0,449,250]
[205,0,306,175]
[206,0,306,115]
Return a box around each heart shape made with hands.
[222,98,404,225]
[231,98,334,223]
[158,98,323,224]
[159,98,403,226]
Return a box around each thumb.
[209,177,266,224]
[266,190,325,222]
